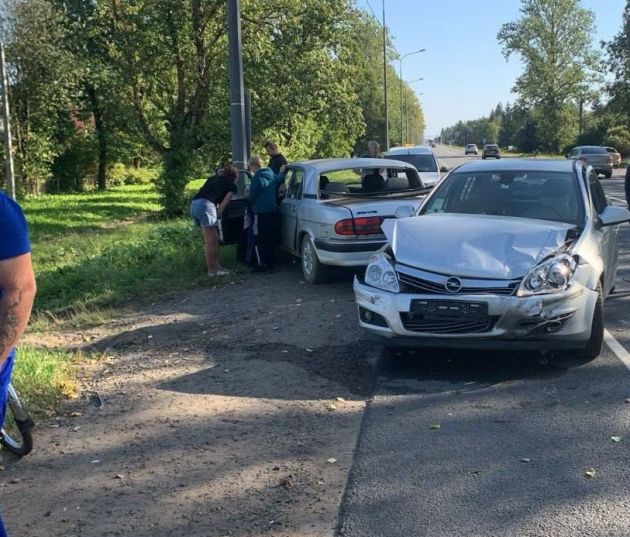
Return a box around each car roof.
[575,145,607,152]
[288,157,415,173]
[466,143,477,146]
[455,158,576,173]
[385,146,433,155]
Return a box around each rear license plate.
[410,300,488,321]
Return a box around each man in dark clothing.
[248,156,285,272]
[0,191,37,537]
[190,165,239,276]
[625,164,630,209]
[264,141,288,175]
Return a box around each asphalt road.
[337,147,630,537]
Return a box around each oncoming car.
[465,144,478,155]
[354,159,630,359]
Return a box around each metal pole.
[399,59,403,146]
[382,0,389,151]
[244,88,252,160]
[227,0,247,177]
[0,43,15,200]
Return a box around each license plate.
[410,300,488,321]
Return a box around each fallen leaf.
[336,397,346,402]
[305,348,314,353]
[69,412,82,417]
[327,458,338,464]
[521,458,531,463]
[611,436,622,443]
[430,424,441,430]
[585,467,597,478]
[90,459,101,464]
[73,426,81,432]
[324,402,337,411]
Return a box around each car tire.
[301,236,331,284]
[581,283,604,361]
[604,171,612,179]
[496,156,501,159]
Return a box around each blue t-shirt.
[0,192,31,262]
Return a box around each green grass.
[12,346,79,415]
[23,180,240,327]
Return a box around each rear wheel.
[581,283,604,361]
[301,237,331,284]
[1,384,34,457]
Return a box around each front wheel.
[1,383,34,457]
[301,237,331,284]
[581,284,604,361]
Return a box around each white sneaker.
[209,269,230,277]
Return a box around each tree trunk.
[86,84,107,190]
[158,127,193,216]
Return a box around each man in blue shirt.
[0,191,37,536]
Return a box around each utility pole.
[398,49,425,146]
[227,0,247,178]
[0,43,16,200]
[382,0,389,151]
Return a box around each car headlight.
[518,254,577,296]
[364,253,399,293]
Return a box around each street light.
[399,48,425,145]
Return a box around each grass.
[11,346,79,416]
[23,180,241,327]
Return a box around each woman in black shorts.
[190,165,238,276]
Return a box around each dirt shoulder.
[2,267,376,537]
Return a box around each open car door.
[218,169,251,244]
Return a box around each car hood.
[419,172,439,185]
[383,213,574,279]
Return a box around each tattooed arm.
[0,252,36,365]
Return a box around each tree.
[604,0,630,124]
[604,126,630,156]
[498,0,602,152]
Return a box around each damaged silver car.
[354,159,630,358]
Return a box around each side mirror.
[598,205,630,227]
[440,166,448,173]
[395,205,415,219]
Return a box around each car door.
[219,169,251,244]
[280,168,304,253]
[589,170,619,294]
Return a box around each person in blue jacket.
[0,191,37,536]
[247,156,286,272]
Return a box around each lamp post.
[399,48,425,146]
[227,0,247,175]
[382,0,389,150]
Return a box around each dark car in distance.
[566,146,614,178]
[482,144,501,159]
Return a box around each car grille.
[400,313,499,334]
[397,267,520,296]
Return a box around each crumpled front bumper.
[353,276,598,350]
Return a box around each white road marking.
[604,329,630,371]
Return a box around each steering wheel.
[522,205,564,220]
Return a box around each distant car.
[385,146,448,186]
[465,144,478,155]
[566,146,613,178]
[354,158,630,359]
[482,144,501,159]
[605,147,622,168]
[430,140,436,148]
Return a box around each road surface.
[337,146,630,537]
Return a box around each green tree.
[498,0,602,152]
[604,126,630,156]
[604,0,630,124]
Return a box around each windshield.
[580,146,608,155]
[421,170,584,225]
[318,167,423,198]
[385,154,437,173]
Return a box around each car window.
[286,169,304,199]
[580,146,608,155]
[568,149,578,158]
[319,167,422,195]
[385,154,437,172]
[588,171,608,213]
[421,170,584,225]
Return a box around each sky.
[355,0,627,138]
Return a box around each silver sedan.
[354,159,630,359]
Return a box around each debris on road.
[585,468,597,478]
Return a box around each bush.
[109,163,157,186]
[604,126,630,156]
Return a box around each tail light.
[334,217,382,236]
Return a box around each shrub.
[604,126,630,156]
